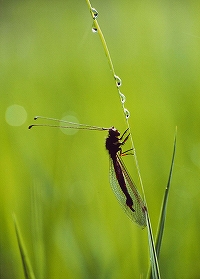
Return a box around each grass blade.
[147,128,177,278]
[13,214,36,279]
[146,211,161,279]
[155,128,177,257]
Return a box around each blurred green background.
[1,0,200,278]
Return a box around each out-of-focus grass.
[1,1,200,278]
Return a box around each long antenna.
[28,116,109,131]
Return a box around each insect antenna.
[28,116,109,131]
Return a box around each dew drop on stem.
[119,91,126,104]
[91,7,98,19]
[114,75,122,87]
[124,108,130,119]
[92,26,98,33]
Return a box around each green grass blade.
[146,211,161,279]
[13,214,36,279]
[155,128,177,257]
[147,128,177,279]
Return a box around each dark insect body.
[105,127,135,212]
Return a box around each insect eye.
[109,127,120,136]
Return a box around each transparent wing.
[109,155,146,228]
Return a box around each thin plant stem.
[85,2,161,278]
[85,0,146,205]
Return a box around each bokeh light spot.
[5,104,27,126]
[60,115,79,135]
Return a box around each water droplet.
[119,91,126,104]
[114,75,122,87]
[124,108,130,119]
[91,7,98,19]
[92,24,98,33]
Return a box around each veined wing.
[109,154,146,228]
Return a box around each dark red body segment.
[105,127,135,212]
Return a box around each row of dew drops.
[91,7,130,120]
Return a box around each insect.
[29,116,147,228]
